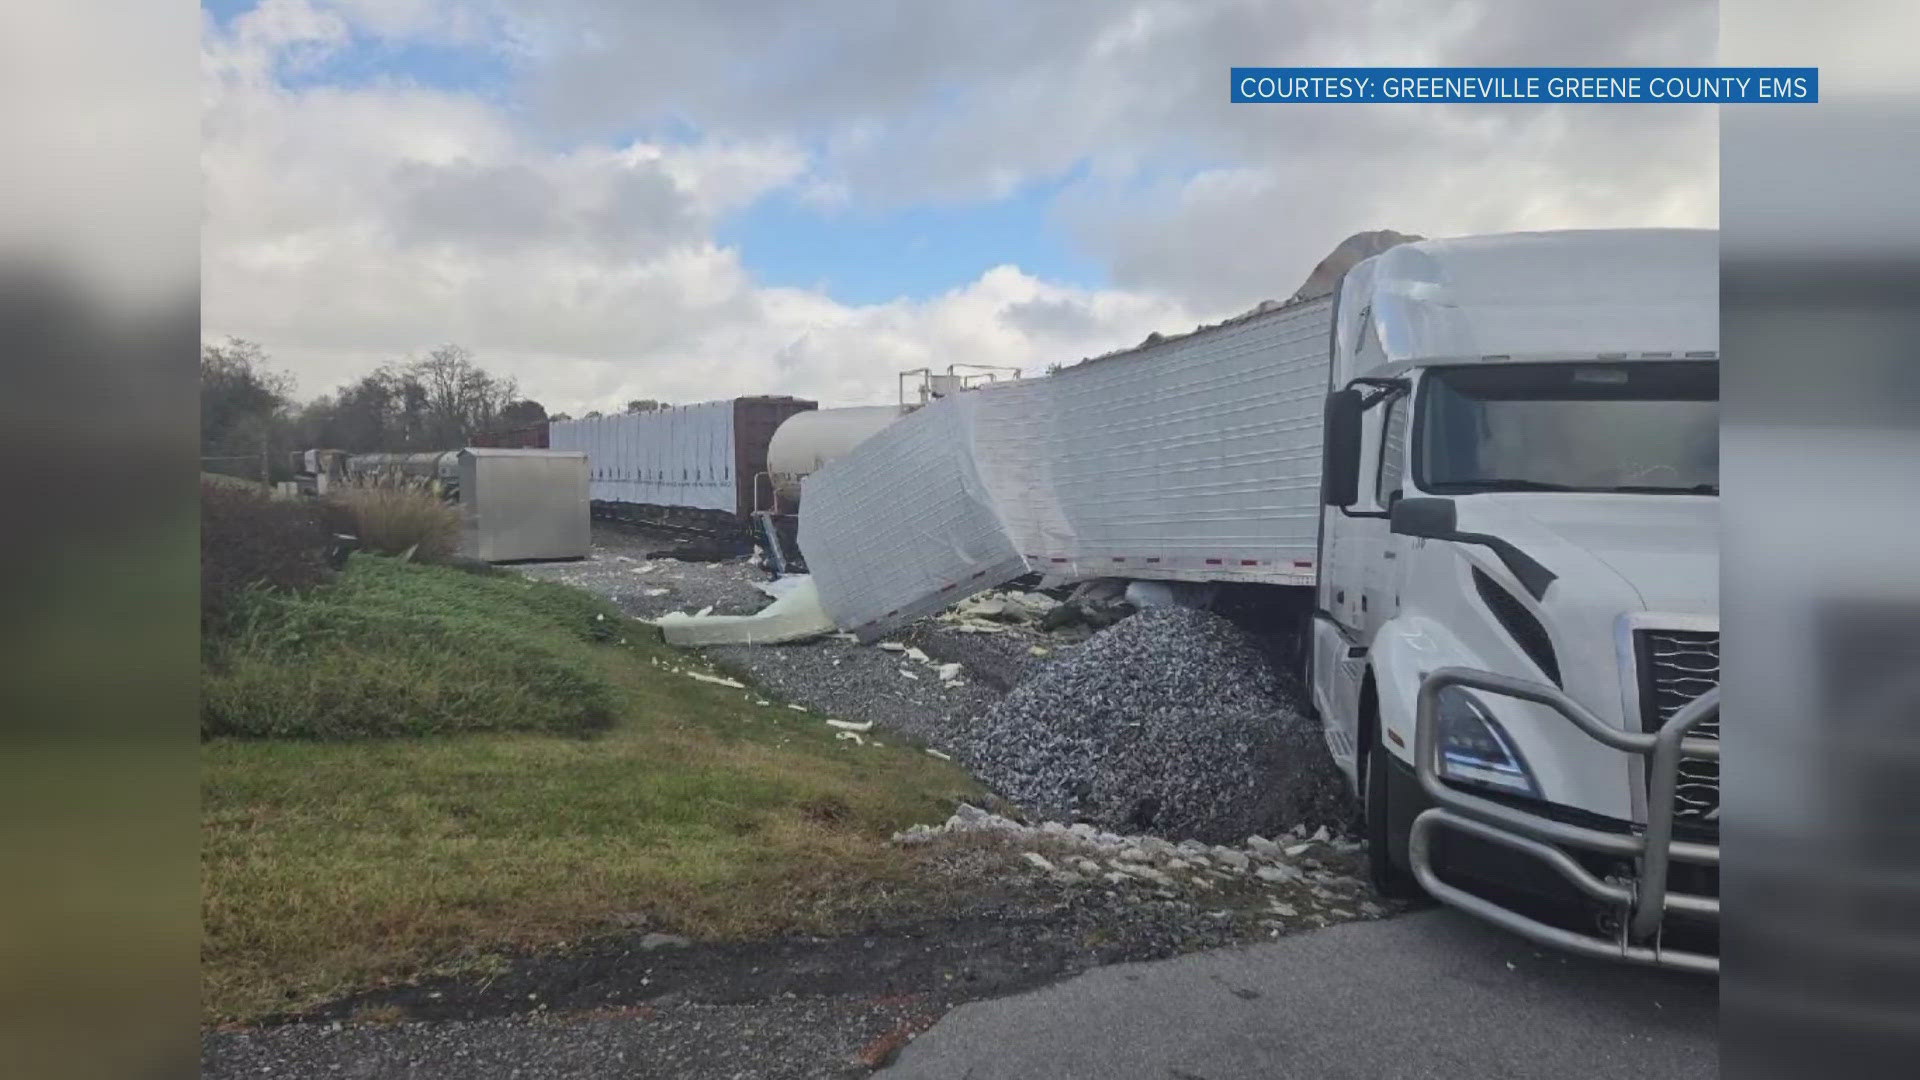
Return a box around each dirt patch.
[257,828,1405,1026]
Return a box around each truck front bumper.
[1407,667,1721,975]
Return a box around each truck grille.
[1634,628,1720,825]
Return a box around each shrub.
[202,555,621,739]
[201,479,331,629]
[327,477,461,562]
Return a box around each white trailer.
[800,295,1333,639]
[800,228,1721,972]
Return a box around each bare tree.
[300,346,523,451]
[412,344,518,446]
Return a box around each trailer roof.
[1339,228,1719,367]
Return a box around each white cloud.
[202,0,1719,415]
[201,0,1213,412]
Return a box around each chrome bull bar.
[1407,667,1721,975]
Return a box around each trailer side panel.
[800,296,1332,639]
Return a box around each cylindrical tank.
[344,451,462,493]
[765,405,905,506]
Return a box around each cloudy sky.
[201,0,1716,413]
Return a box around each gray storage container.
[456,449,589,562]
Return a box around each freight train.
[459,368,1010,567]
[292,366,1013,568]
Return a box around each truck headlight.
[1435,687,1540,798]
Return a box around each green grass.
[203,555,623,739]
[201,562,981,1021]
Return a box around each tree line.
[200,339,667,481]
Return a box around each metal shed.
[455,448,590,562]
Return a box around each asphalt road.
[881,908,1718,1079]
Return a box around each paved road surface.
[882,908,1717,1079]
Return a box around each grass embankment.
[204,556,621,739]
[202,557,980,1021]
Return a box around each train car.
[549,397,817,553]
[761,405,906,515]
[470,423,551,449]
[345,450,463,495]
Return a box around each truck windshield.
[1415,361,1718,495]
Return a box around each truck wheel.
[1366,733,1424,899]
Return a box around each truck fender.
[1364,613,1488,770]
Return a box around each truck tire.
[1366,733,1424,899]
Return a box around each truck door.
[1364,391,1413,634]
[1310,381,1402,783]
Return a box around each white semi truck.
[1309,229,1720,972]
[800,227,1721,972]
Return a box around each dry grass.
[327,477,461,561]
[201,624,981,1021]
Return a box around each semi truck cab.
[1309,229,1722,971]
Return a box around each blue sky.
[717,179,1107,305]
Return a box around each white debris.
[934,663,963,682]
[681,671,747,689]
[752,574,813,601]
[877,642,907,653]
[1123,579,1220,610]
[826,719,874,733]
[903,647,931,663]
[643,588,670,597]
[924,748,952,760]
[655,581,836,648]
[886,803,1361,914]
[786,704,808,713]
[1284,842,1313,857]
[835,731,867,746]
[1213,849,1251,872]
[899,669,919,680]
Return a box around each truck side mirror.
[1390,496,1556,599]
[1321,389,1364,507]
[1390,497,1457,538]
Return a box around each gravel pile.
[702,633,1005,749]
[956,608,1353,844]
